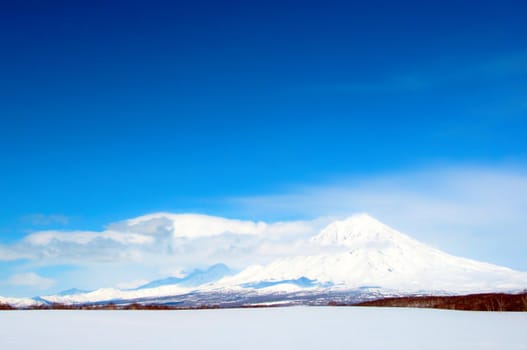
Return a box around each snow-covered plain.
[1,307,525,349]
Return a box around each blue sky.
[1,0,527,296]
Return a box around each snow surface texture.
[1,307,526,350]
[4,214,527,306]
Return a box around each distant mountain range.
[2,214,526,308]
[136,263,233,289]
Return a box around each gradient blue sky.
[1,0,527,296]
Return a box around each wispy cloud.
[21,214,69,227]
[304,75,428,94]
[6,272,55,290]
[303,51,527,95]
[23,230,154,246]
[0,246,33,261]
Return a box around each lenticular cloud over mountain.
[1,212,526,308]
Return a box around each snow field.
[1,307,526,350]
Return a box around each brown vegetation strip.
[353,292,527,311]
[0,303,221,311]
[1,292,526,311]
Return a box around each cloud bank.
[0,214,324,270]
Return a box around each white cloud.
[110,213,314,238]
[120,213,267,237]
[0,246,32,261]
[7,272,55,290]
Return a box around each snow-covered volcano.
[221,214,527,293]
[5,214,527,307]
